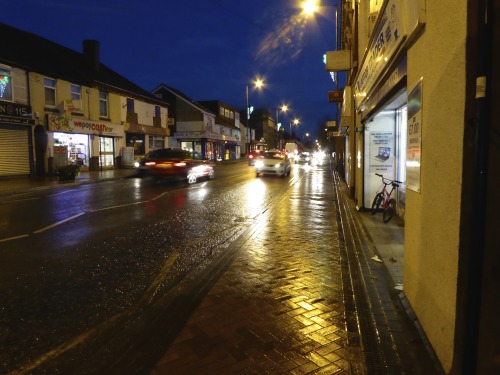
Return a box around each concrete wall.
[404,0,467,371]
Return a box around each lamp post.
[301,0,339,50]
[245,78,264,153]
[290,118,300,140]
[276,104,288,149]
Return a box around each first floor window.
[0,66,13,101]
[71,84,81,100]
[99,91,108,117]
[44,77,56,107]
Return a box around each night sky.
[2,0,341,140]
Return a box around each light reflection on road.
[243,179,268,218]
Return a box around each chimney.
[83,40,100,72]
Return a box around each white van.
[284,142,299,159]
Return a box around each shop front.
[47,115,125,172]
[176,130,222,161]
[360,58,408,211]
[0,101,34,176]
[125,123,169,164]
[354,0,411,213]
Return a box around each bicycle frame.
[371,173,402,223]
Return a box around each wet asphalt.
[0,160,442,374]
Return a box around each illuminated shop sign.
[48,115,123,136]
[354,0,406,109]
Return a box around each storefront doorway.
[99,136,115,168]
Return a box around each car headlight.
[255,160,264,168]
[134,161,140,168]
[275,163,282,168]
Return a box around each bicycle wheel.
[383,198,397,223]
[371,193,384,215]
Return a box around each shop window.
[53,132,90,168]
[44,77,56,107]
[0,66,13,101]
[148,135,164,151]
[99,91,108,117]
[396,106,407,206]
[126,133,145,155]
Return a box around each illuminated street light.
[301,0,319,16]
[245,78,265,153]
[246,78,265,120]
[276,104,288,130]
[302,0,339,51]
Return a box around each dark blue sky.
[3,0,341,139]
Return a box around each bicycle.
[371,173,402,223]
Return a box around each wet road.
[0,159,440,375]
[0,160,341,374]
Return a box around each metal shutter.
[0,128,30,176]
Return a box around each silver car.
[254,150,291,177]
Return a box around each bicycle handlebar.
[375,173,402,185]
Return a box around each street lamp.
[246,78,264,120]
[276,104,288,150]
[276,104,288,130]
[301,0,339,50]
[290,118,300,139]
[245,78,264,153]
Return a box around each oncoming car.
[295,151,311,165]
[254,150,291,177]
[135,148,215,184]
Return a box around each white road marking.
[0,234,30,243]
[33,213,86,234]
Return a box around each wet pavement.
[0,161,441,374]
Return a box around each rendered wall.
[404,0,466,371]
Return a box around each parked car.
[254,150,291,177]
[295,151,312,165]
[247,150,263,166]
[135,148,215,183]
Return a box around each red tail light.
[145,161,156,166]
[174,162,187,167]
[249,155,254,159]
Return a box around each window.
[44,77,56,107]
[220,107,224,116]
[126,98,135,112]
[71,84,81,100]
[99,91,108,117]
[396,105,407,206]
[0,66,13,101]
[155,105,161,118]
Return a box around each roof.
[0,23,165,105]
[152,83,215,115]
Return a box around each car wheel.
[187,172,198,184]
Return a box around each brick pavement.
[150,166,366,374]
